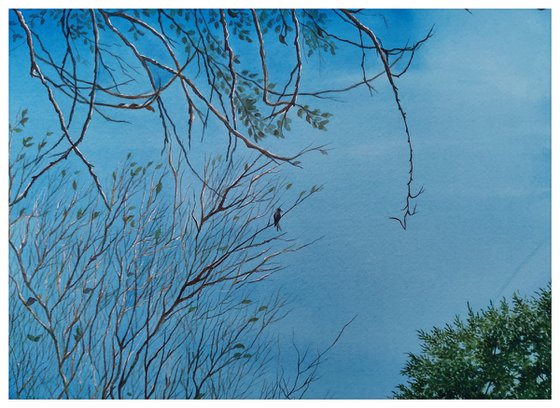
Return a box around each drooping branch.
[341,9,425,229]
[11,8,431,225]
[12,9,110,210]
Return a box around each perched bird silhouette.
[273,208,282,231]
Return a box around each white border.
[1,1,557,406]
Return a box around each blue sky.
[7,8,551,399]
[264,9,551,397]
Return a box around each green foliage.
[394,285,551,399]
[74,326,83,342]
[26,334,42,342]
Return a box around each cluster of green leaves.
[9,109,30,140]
[297,105,332,131]
[16,9,336,143]
[227,298,271,360]
[257,9,292,44]
[394,285,551,399]
[300,10,336,57]
[10,10,47,42]
[233,88,333,141]
[224,9,254,44]
[9,109,52,166]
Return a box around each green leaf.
[155,228,162,241]
[25,297,37,306]
[72,180,77,191]
[91,211,100,220]
[233,343,245,349]
[286,183,293,190]
[27,334,42,342]
[248,317,259,323]
[155,181,162,195]
[74,326,83,341]
[241,299,252,305]
[258,305,268,312]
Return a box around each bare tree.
[9,8,431,399]
[9,110,351,398]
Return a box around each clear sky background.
[272,9,551,397]
[7,7,551,399]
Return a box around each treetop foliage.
[394,285,551,399]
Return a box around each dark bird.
[273,208,282,231]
